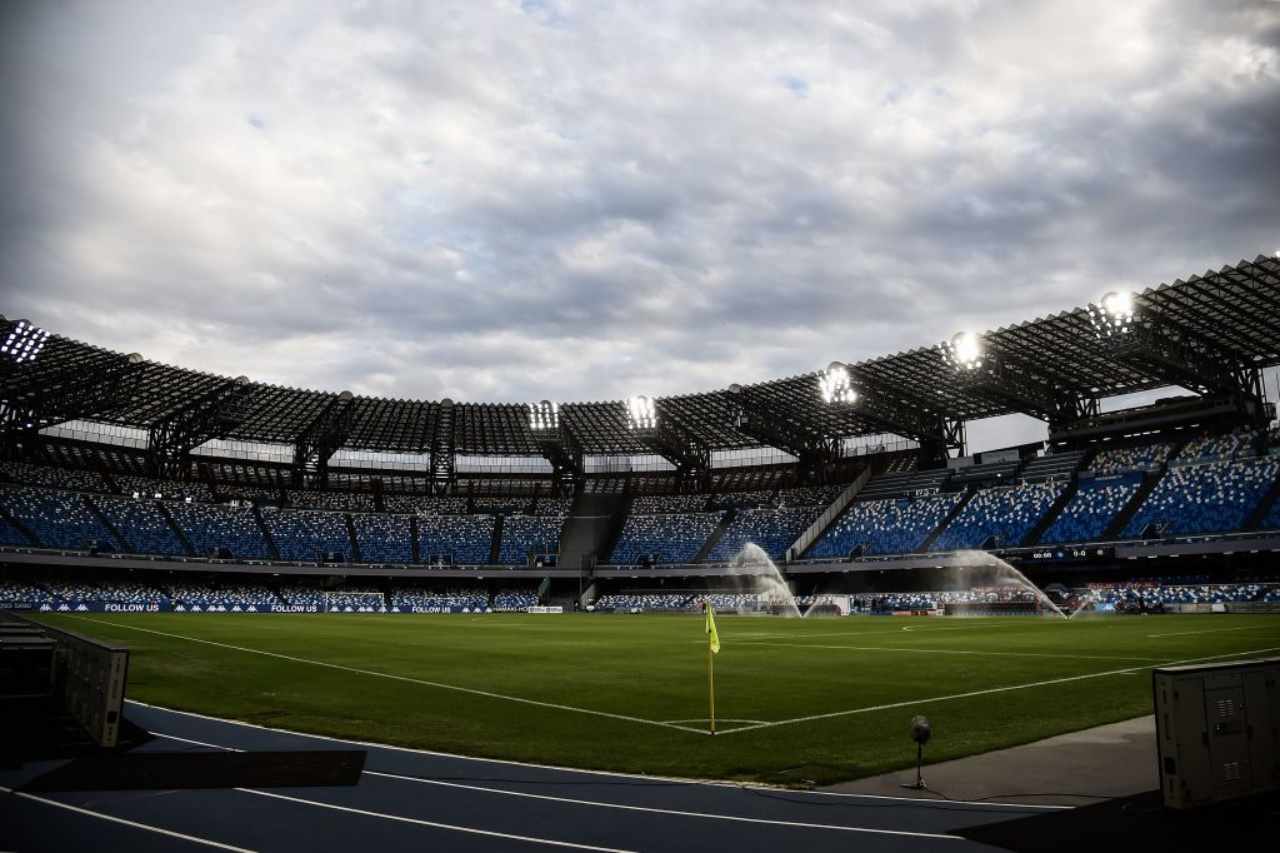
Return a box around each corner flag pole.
[708,638,715,735]
[705,601,720,735]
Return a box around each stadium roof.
[4,255,1278,455]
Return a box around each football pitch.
[36,611,1280,785]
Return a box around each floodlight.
[528,400,559,431]
[818,362,857,405]
[1088,290,1136,338]
[940,331,984,371]
[1,318,49,365]
[626,395,657,430]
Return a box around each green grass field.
[35,611,1280,786]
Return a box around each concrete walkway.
[826,716,1158,807]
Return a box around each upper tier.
[4,255,1278,455]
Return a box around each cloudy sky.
[2,0,1278,450]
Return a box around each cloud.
[1,0,1277,451]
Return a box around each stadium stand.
[115,474,211,503]
[1039,473,1142,544]
[807,492,963,557]
[709,507,818,560]
[493,590,539,610]
[92,494,187,556]
[383,494,468,515]
[0,460,107,493]
[418,513,495,564]
[1123,457,1280,537]
[1018,449,1086,482]
[1175,428,1260,464]
[931,482,1064,551]
[352,512,413,563]
[169,583,278,607]
[708,490,777,509]
[287,489,376,512]
[1089,441,1173,474]
[498,513,564,564]
[0,485,118,550]
[263,508,353,562]
[390,587,487,611]
[608,512,723,564]
[629,494,709,514]
[168,501,270,559]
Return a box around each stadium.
[6,2,1280,851]
[4,251,1280,851]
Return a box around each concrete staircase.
[692,509,736,562]
[156,501,196,557]
[345,514,362,563]
[1021,480,1080,547]
[83,494,130,553]
[786,467,871,560]
[918,488,974,552]
[559,494,629,570]
[251,505,281,560]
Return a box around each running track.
[0,701,1064,852]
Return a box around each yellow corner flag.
[705,602,720,654]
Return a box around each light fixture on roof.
[940,331,984,371]
[1087,290,1136,338]
[818,362,857,404]
[1,318,50,365]
[528,400,559,431]
[626,395,657,430]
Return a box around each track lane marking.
[715,645,1280,736]
[62,615,704,735]
[145,733,958,841]
[0,785,257,852]
[148,730,1067,811]
[234,788,637,852]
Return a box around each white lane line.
[736,641,1165,662]
[147,730,1065,812]
[362,769,962,841]
[152,732,952,840]
[715,645,1280,736]
[0,785,256,852]
[64,615,703,735]
[234,788,637,852]
[1148,625,1280,639]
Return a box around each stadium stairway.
[83,495,129,553]
[0,503,39,546]
[1244,465,1280,531]
[790,467,871,560]
[155,501,196,557]
[251,504,281,560]
[489,515,503,564]
[1021,479,1080,547]
[1102,469,1165,540]
[344,514,361,563]
[558,493,628,570]
[408,515,421,562]
[693,509,736,561]
[918,487,975,552]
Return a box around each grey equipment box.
[1153,656,1280,809]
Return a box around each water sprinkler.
[902,715,931,791]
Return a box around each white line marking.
[715,645,1280,736]
[1147,625,1280,639]
[737,641,1165,663]
[361,769,963,841]
[63,615,703,735]
[0,785,256,852]
[145,728,1066,811]
[233,788,636,852]
[147,733,954,840]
